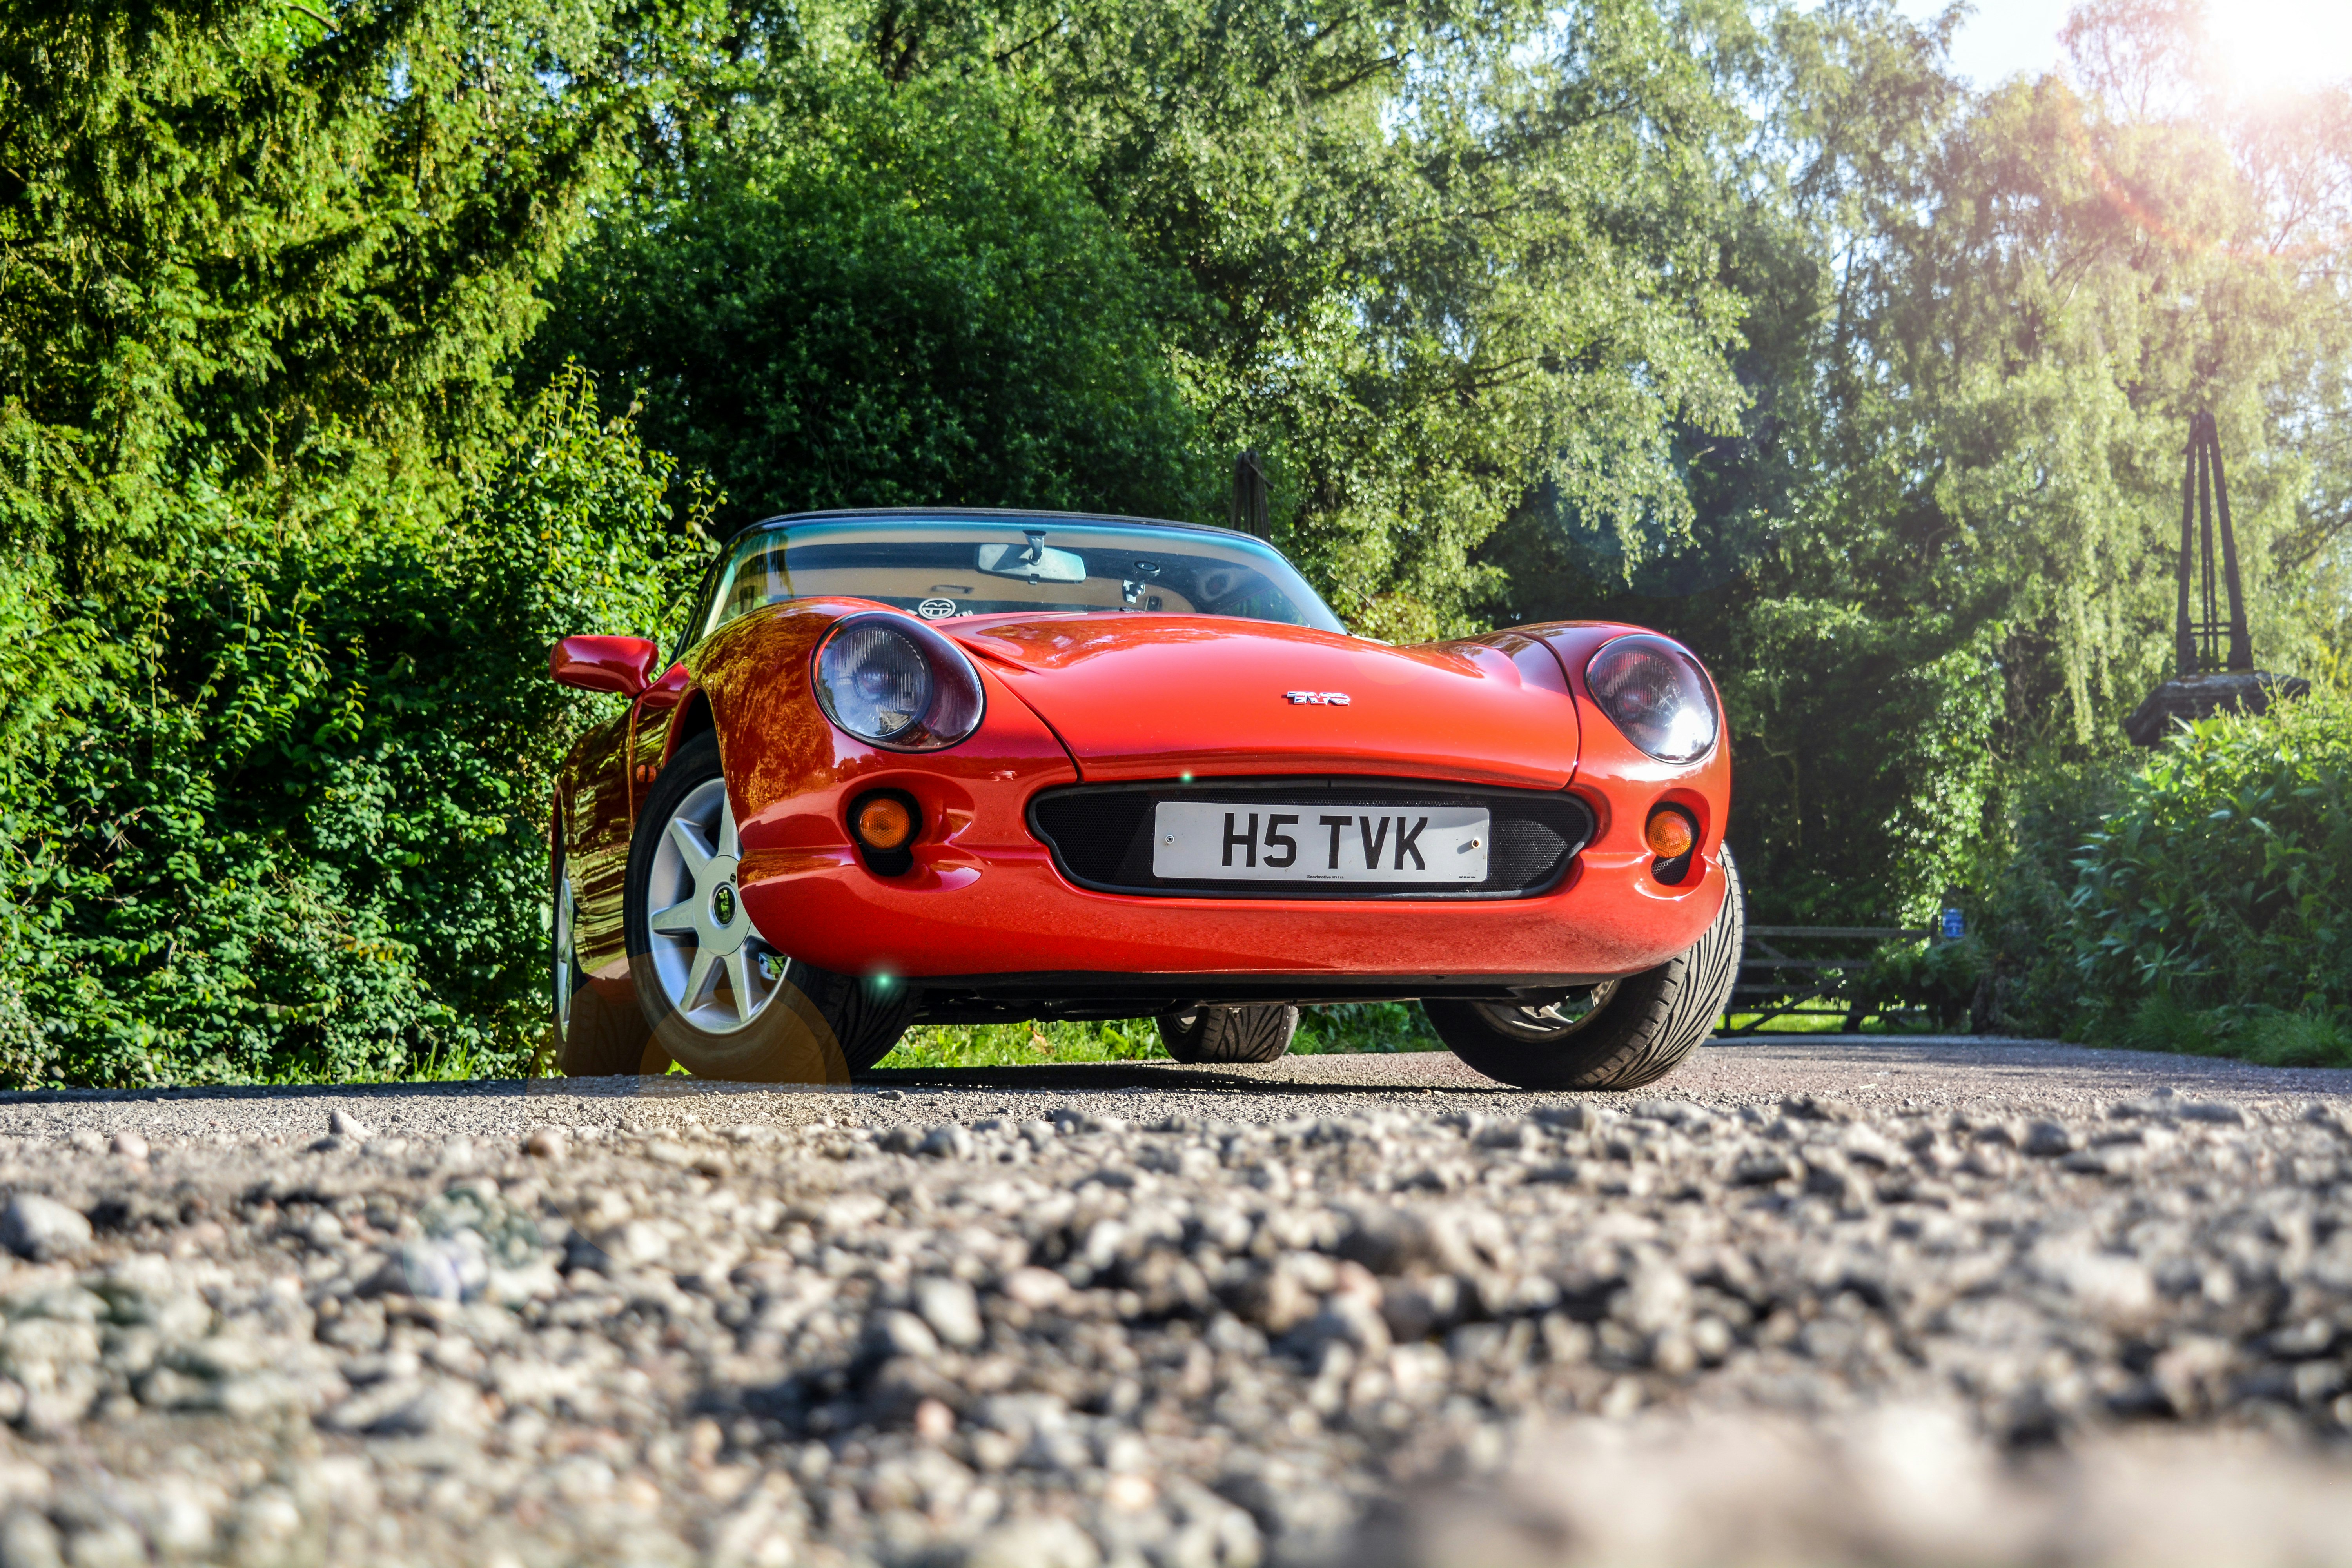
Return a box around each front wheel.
[1426,848,1744,1091]
[623,733,917,1082]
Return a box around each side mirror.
[549,635,661,698]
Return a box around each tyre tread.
[1428,849,1744,1091]
[1158,1005,1297,1064]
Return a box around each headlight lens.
[1585,635,1718,763]
[813,614,985,750]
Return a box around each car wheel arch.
[664,686,717,766]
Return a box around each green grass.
[2103,994,2352,1070]
[1716,1011,1943,1036]
[1291,1001,1442,1053]
[270,1038,526,1085]
[878,1018,1167,1069]
[874,1001,1446,1069]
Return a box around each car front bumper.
[736,834,1730,997]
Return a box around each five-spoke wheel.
[643,776,788,1035]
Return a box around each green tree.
[537,70,1210,529]
[1488,0,2352,925]
[544,0,1755,641]
[0,0,702,1084]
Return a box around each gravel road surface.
[0,1036,2345,1566]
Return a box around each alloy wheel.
[644,778,789,1034]
[1472,980,1621,1042]
[554,871,579,1037]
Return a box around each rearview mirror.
[549,635,661,698]
[976,537,1087,583]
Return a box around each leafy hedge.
[1952,684,2352,1062]
[0,371,704,1087]
[2073,687,2350,1019]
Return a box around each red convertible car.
[548,510,1740,1089]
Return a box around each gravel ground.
[0,1038,2345,1565]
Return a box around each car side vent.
[1029,779,1595,902]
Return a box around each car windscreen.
[699,520,1345,638]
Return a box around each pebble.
[0,1088,2326,1564]
[0,1196,89,1261]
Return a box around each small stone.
[108,1132,149,1162]
[965,1516,1102,1568]
[0,1196,91,1262]
[914,1398,956,1441]
[328,1109,375,1140]
[915,1276,984,1348]
[60,1519,141,1568]
[2023,1121,2075,1157]
[0,1509,63,1568]
[918,1125,975,1160]
[523,1126,568,1160]
[869,1310,941,1361]
[1336,1204,1435,1276]
[226,1488,303,1563]
[1000,1268,1070,1311]
[2179,1102,2244,1125]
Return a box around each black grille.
[1029,778,1593,900]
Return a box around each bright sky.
[1898,0,2352,98]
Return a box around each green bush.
[0,370,706,1087]
[1953,684,2350,1054]
[2071,685,2350,1023]
[536,73,1211,532]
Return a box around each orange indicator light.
[1644,809,1697,860]
[856,796,915,852]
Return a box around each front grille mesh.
[1029,779,1592,900]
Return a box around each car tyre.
[1157,1004,1298,1064]
[624,733,917,1082]
[553,837,662,1076]
[1426,847,1743,1091]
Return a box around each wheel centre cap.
[711,881,737,927]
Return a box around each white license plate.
[1150,802,1491,884]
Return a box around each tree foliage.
[546,0,1753,641]
[0,0,705,1083]
[1488,0,2352,925]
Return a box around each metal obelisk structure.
[2172,410,2254,677]
[2124,412,2307,746]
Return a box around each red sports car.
[548,510,1740,1089]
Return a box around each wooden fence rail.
[1720,924,1935,1034]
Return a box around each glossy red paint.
[685,601,1080,891]
[954,617,1577,788]
[628,661,693,816]
[550,635,662,698]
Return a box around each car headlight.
[1584,635,1718,763]
[813,613,985,750]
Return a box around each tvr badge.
[1283,691,1351,706]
